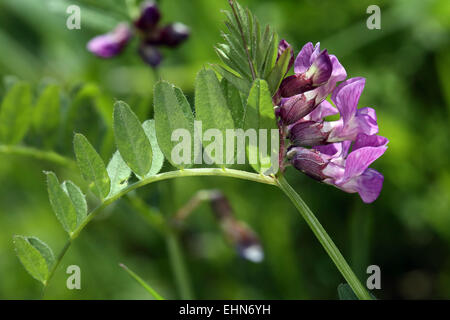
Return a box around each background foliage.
[0,0,449,299]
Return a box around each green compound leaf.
[0,81,32,144]
[33,84,60,135]
[154,81,194,169]
[46,172,78,234]
[113,101,153,178]
[13,235,53,284]
[142,120,164,177]
[62,180,87,225]
[73,133,110,200]
[106,151,132,197]
[244,79,278,174]
[195,69,235,167]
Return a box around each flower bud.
[134,1,161,31]
[157,23,190,47]
[288,121,329,146]
[138,43,162,67]
[288,147,327,181]
[277,39,294,72]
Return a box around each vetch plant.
[11,0,388,299]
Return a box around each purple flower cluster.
[276,42,388,203]
[87,1,189,67]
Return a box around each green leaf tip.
[13,235,54,284]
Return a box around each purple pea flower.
[288,133,388,203]
[87,23,132,58]
[276,42,347,124]
[287,77,378,146]
[87,1,189,67]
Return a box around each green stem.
[119,263,165,300]
[166,230,193,299]
[42,168,276,291]
[0,145,77,168]
[160,181,193,299]
[276,175,372,300]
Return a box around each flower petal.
[294,42,314,74]
[331,77,365,124]
[87,24,132,58]
[306,100,338,122]
[353,133,389,150]
[307,50,332,86]
[340,168,384,203]
[343,146,387,182]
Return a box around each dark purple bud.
[277,39,294,72]
[158,23,190,47]
[279,74,314,97]
[288,147,327,181]
[134,1,161,31]
[87,23,132,58]
[138,43,162,67]
[210,191,263,263]
[279,93,317,125]
[225,219,264,263]
[210,191,233,220]
[288,121,329,146]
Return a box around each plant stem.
[276,175,372,300]
[119,263,165,300]
[160,181,194,299]
[0,145,77,169]
[42,168,276,291]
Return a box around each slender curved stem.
[0,145,77,168]
[276,175,372,300]
[43,168,277,290]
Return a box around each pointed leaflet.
[220,78,245,129]
[74,133,110,199]
[27,237,55,269]
[142,120,164,176]
[62,181,87,225]
[266,46,292,95]
[244,79,278,174]
[13,235,53,284]
[0,82,32,144]
[154,81,194,168]
[46,172,78,234]
[33,84,60,135]
[113,101,153,177]
[107,151,132,197]
[195,69,235,166]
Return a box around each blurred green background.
[0,0,449,299]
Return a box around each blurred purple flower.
[87,23,132,58]
[276,42,346,124]
[87,1,189,67]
